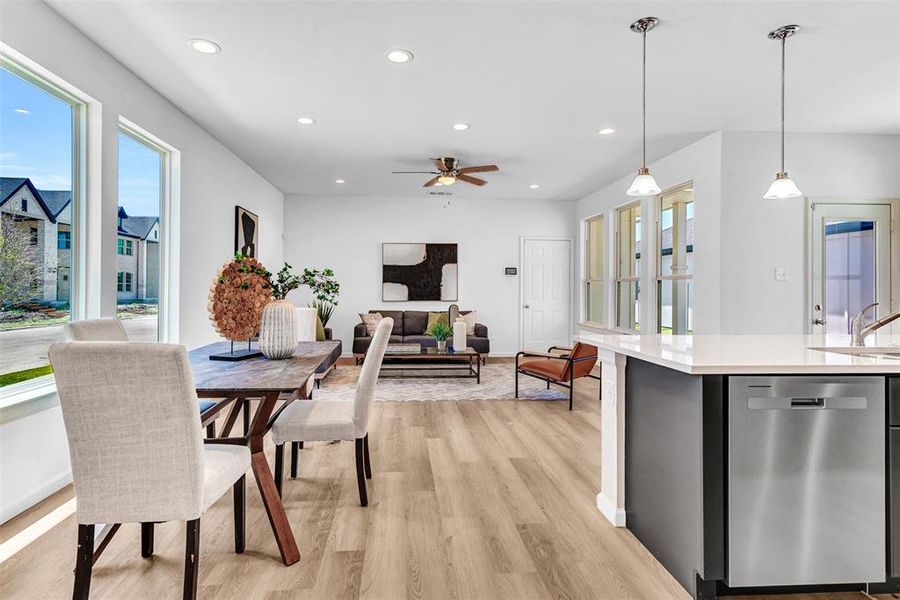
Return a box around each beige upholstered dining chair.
[49,341,251,600]
[271,317,392,507]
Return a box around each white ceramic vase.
[452,317,467,351]
[295,306,317,342]
[259,299,297,359]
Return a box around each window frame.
[57,230,71,250]
[615,201,642,332]
[656,182,694,335]
[583,213,606,326]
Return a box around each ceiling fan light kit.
[764,24,803,200]
[392,156,499,188]
[626,16,661,197]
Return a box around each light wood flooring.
[0,376,895,599]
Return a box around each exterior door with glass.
[810,203,892,334]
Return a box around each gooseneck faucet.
[850,303,900,346]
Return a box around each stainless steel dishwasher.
[728,376,885,587]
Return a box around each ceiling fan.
[392,157,499,187]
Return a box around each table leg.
[218,398,244,438]
[248,391,300,566]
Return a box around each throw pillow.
[315,314,326,341]
[359,312,383,336]
[426,311,449,333]
[461,311,476,335]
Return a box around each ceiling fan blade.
[393,171,440,174]
[431,157,449,172]
[457,165,499,174]
[423,176,441,187]
[457,174,487,186]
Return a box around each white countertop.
[574,331,900,375]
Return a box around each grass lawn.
[0,365,54,388]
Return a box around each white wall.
[283,195,575,355]
[719,132,900,333]
[0,0,284,522]
[575,132,723,334]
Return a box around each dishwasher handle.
[748,396,867,410]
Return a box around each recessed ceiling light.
[334,179,346,184]
[188,38,221,54]
[452,122,470,131]
[13,108,30,115]
[529,184,540,189]
[386,49,414,64]
[597,127,616,136]
[296,116,316,125]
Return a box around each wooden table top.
[189,341,340,394]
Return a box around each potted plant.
[428,321,453,353]
[301,267,340,326]
[259,262,302,359]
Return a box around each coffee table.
[356,346,482,383]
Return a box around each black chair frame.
[515,345,601,410]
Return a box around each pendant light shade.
[626,17,660,197]
[764,24,802,199]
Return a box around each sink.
[809,346,900,359]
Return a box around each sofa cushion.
[374,310,404,335]
[359,312,383,336]
[404,311,428,335]
[518,357,568,381]
[402,335,436,347]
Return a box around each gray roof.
[0,177,71,221]
[0,177,27,202]
[38,190,71,219]
[119,214,158,240]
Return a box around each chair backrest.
[353,317,392,436]
[48,342,205,525]
[564,342,599,380]
[64,318,128,341]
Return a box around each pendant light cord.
[642,28,647,169]
[780,34,785,174]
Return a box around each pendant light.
[763,24,803,199]
[626,17,661,197]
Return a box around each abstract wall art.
[382,243,458,301]
[234,206,259,258]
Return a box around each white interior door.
[521,238,571,350]
[810,203,892,334]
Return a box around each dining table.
[189,340,341,567]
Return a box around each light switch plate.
[775,267,789,281]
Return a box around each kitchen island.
[575,332,900,599]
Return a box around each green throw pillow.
[315,314,326,341]
[426,311,448,333]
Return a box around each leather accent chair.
[515,342,600,410]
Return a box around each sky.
[1,67,160,217]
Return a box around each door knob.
[523,304,530,309]
[813,318,826,325]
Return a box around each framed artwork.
[382,243,458,301]
[234,206,259,258]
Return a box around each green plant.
[301,268,340,325]
[309,299,335,326]
[265,262,302,300]
[427,321,453,341]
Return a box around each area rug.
[319,363,568,402]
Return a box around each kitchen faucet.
[850,303,900,346]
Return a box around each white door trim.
[805,197,899,333]
[519,236,575,351]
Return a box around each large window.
[657,185,694,334]
[0,59,82,387]
[585,214,606,325]
[117,127,164,340]
[615,203,641,330]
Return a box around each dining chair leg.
[290,442,299,479]
[73,523,95,600]
[363,434,372,479]
[242,399,251,436]
[183,518,200,600]
[140,522,154,558]
[233,475,245,554]
[355,438,368,507]
[274,443,285,497]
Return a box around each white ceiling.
[46,1,900,201]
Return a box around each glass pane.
[117,131,162,341]
[659,187,693,276]
[0,66,74,386]
[586,281,605,324]
[658,279,694,334]
[587,216,604,281]
[616,280,640,330]
[617,204,641,278]
[823,219,876,334]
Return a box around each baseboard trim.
[1,469,72,524]
[596,492,626,527]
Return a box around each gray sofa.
[353,310,489,355]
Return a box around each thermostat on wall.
[505,267,517,276]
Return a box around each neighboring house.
[0,177,159,306]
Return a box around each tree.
[0,216,41,307]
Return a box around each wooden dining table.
[189,341,340,567]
